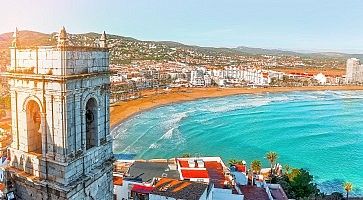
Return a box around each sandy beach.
[110,85,363,128]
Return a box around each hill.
[0,30,355,69]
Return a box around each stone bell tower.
[3,27,113,199]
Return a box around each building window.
[26,100,42,154]
[85,98,98,150]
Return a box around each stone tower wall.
[5,30,113,199]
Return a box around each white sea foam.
[205,99,271,113]
[166,111,188,124]
[160,111,189,135]
[142,112,188,151]
[200,95,294,113]
[119,125,158,152]
[149,143,159,149]
[269,96,291,102]
[162,127,175,139]
[112,128,128,140]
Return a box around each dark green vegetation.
[273,169,361,200]
[275,168,320,199]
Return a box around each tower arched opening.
[85,98,98,150]
[26,100,42,154]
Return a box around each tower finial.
[57,26,68,47]
[99,31,107,48]
[12,27,19,47]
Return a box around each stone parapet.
[8,148,45,178]
[8,46,109,76]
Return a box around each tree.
[287,168,301,182]
[228,159,239,166]
[343,182,353,200]
[250,160,262,186]
[276,168,321,199]
[289,169,320,199]
[266,151,278,176]
[251,160,262,174]
[284,164,291,175]
[228,159,244,166]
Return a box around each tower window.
[85,98,98,150]
[26,100,42,154]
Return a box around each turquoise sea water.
[112,90,363,195]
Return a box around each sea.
[112,90,363,195]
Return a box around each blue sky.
[1,0,363,53]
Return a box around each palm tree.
[343,182,353,200]
[250,160,262,186]
[251,160,262,174]
[266,151,278,176]
[228,159,239,166]
[229,159,244,166]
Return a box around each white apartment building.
[228,67,271,86]
[190,67,211,87]
[111,71,127,83]
[346,58,363,83]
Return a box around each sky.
[1,0,363,53]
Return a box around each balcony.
[7,148,43,178]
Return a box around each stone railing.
[7,148,44,178]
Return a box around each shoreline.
[110,85,363,129]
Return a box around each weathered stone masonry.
[3,27,114,200]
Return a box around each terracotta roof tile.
[151,178,208,200]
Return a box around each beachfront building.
[209,66,272,87]
[313,73,327,85]
[2,27,113,199]
[346,58,363,84]
[241,68,270,86]
[190,67,212,87]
